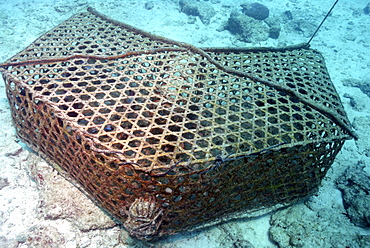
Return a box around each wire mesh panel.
[0,7,355,241]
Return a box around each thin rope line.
[306,0,340,46]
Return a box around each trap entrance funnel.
[0,7,356,241]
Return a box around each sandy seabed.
[0,0,369,247]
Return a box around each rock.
[30,159,116,232]
[358,234,370,247]
[187,16,197,24]
[269,204,365,248]
[24,225,65,248]
[144,2,154,10]
[364,3,370,15]
[343,91,369,112]
[179,0,216,25]
[218,223,256,248]
[292,19,317,38]
[241,3,269,21]
[268,25,280,39]
[336,163,370,228]
[54,5,73,14]
[0,177,9,190]
[342,78,370,98]
[351,116,370,155]
[282,11,293,21]
[224,11,269,43]
[0,236,19,248]
[265,18,281,39]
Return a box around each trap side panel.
[3,55,346,236]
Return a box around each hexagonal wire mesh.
[0,8,356,240]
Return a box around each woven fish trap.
[0,8,356,241]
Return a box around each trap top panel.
[0,8,355,170]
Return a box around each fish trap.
[0,7,356,241]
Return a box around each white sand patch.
[0,0,369,247]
